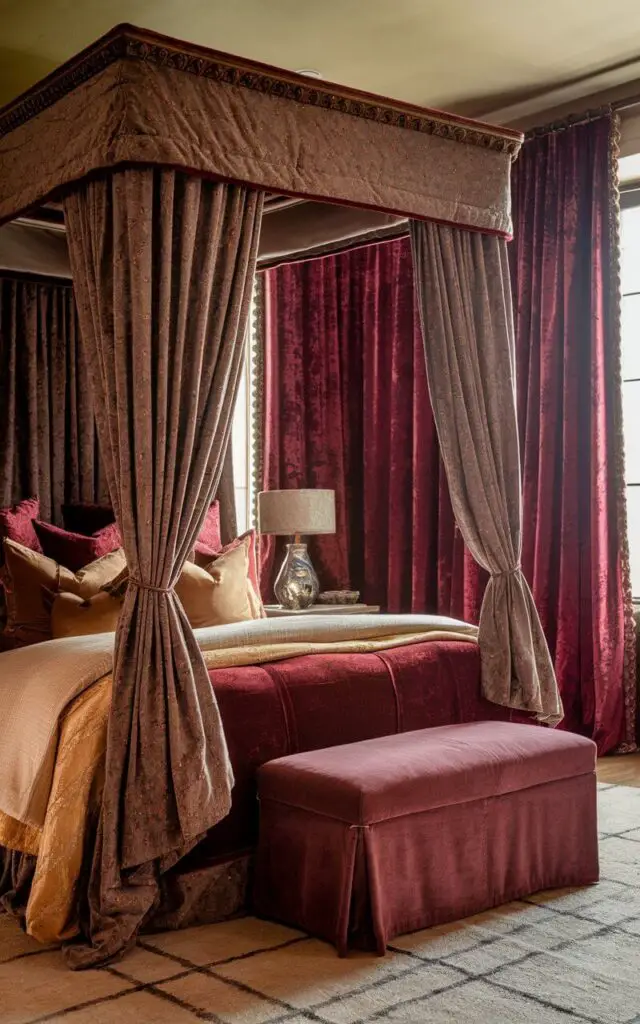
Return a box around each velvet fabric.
[61,503,115,535]
[33,519,121,572]
[260,239,484,616]
[63,168,263,966]
[410,222,561,725]
[0,496,41,556]
[254,722,598,955]
[256,722,596,823]
[0,276,108,524]
[511,116,637,753]
[198,640,515,861]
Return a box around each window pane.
[622,293,640,380]
[620,154,640,184]
[623,382,640,483]
[626,488,640,599]
[621,206,640,294]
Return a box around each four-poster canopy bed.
[0,23,561,967]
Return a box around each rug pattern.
[1,783,639,1024]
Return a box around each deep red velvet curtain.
[510,115,636,752]
[261,239,484,617]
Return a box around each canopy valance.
[0,24,521,234]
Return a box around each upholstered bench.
[253,721,598,955]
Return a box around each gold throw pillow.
[49,590,124,639]
[0,539,126,645]
[176,538,254,628]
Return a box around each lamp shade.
[258,489,336,536]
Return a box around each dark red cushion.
[61,502,115,536]
[195,501,222,554]
[258,722,597,825]
[0,497,42,557]
[33,520,122,572]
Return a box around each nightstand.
[264,604,380,617]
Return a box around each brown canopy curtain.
[410,223,561,723]
[63,169,263,964]
[0,23,548,965]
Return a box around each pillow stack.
[0,497,264,646]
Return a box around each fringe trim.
[608,111,638,752]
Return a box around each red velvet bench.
[253,721,599,955]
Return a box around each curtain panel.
[511,114,636,752]
[260,239,485,618]
[64,168,263,966]
[410,222,561,724]
[0,275,108,521]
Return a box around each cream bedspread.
[0,613,477,942]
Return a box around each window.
[230,280,258,534]
[620,188,640,599]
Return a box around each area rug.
[1,783,640,1024]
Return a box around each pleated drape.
[0,275,107,520]
[63,168,263,965]
[410,222,562,724]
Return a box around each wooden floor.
[597,752,640,787]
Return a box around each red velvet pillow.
[0,497,42,557]
[194,501,222,556]
[33,520,122,573]
[61,502,115,536]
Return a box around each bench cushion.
[257,721,596,824]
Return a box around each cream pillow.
[176,540,254,628]
[0,539,126,645]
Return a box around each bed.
[0,23,561,968]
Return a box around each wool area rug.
[1,783,639,1024]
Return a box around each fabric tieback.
[490,565,522,579]
[128,577,174,594]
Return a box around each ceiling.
[2,0,640,118]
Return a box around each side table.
[264,604,380,618]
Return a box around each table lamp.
[258,489,336,610]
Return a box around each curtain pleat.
[0,276,108,520]
[410,221,562,725]
[63,168,263,966]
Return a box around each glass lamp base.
[274,542,319,610]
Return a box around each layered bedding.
[0,614,516,943]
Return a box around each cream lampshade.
[258,489,336,610]
[258,489,336,537]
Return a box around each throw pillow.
[0,497,41,557]
[176,538,254,628]
[61,502,116,536]
[47,590,123,639]
[33,520,122,573]
[193,529,265,618]
[194,500,222,556]
[1,539,126,646]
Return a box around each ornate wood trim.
[0,24,522,157]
